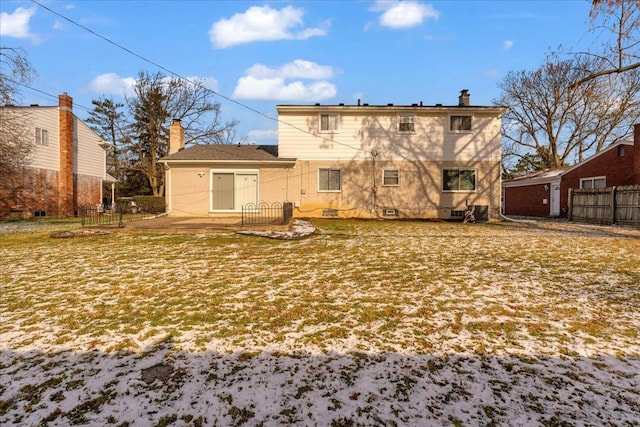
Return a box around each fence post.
[567,188,573,221]
[283,202,293,223]
[610,186,617,225]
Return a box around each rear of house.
[162,91,506,221]
[277,91,506,220]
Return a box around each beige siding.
[277,109,502,162]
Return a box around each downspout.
[371,150,379,212]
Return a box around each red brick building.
[503,124,640,217]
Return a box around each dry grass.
[1,219,639,425]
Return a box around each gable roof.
[160,144,296,164]
[502,168,565,188]
[502,140,634,188]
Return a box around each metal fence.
[80,198,142,228]
[568,185,640,227]
[241,202,293,226]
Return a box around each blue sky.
[1,0,594,144]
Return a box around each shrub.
[132,196,166,214]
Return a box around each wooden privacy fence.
[568,185,640,227]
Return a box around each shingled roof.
[161,144,295,163]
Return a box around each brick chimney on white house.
[169,118,184,155]
[58,93,75,217]
[458,89,470,106]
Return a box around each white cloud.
[232,60,337,102]
[371,1,439,29]
[209,5,328,49]
[247,60,335,80]
[503,40,514,50]
[53,20,65,30]
[87,73,137,96]
[233,76,336,102]
[0,7,37,40]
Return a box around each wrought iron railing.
[241,202,293,226]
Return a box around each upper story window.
[318,168,342,192]
[35,127,48,145]
[383,168,400,186]
[320,114,339,132]
[443,169,476,191]
[580,177,606,189]
[398,115,415,133]
[618,145,625,157]
[450,115,472,132]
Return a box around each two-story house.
[161,90,507,220]
[0,93,112,219]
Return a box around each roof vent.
[435,103,442,107]
[387,103,393,106]
[339,103,344,106]
[315,103,320,106]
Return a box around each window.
[443,169,476,191]
[320,114,339,132]
[618,145,625,157]
[398,115,415,132]
[580,177,606,189]
[319,168,341,192]
[383,169,400,186]
[450,115,472,131]
[35,128,48,145]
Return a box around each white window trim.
[318,168,342,192]
[382,168,400,187]
[580,176,606,189]
[397,115,415,133]
[209,169,260,212]
[442,168,477,192]
[35,127,49,145]
[448,114,473,133]
[319,113,339,133]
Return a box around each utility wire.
[29,0,365,152]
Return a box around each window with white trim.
[35,128,48,145]
[443,169,476,191]
[318,168,341,192]
[320,114,339,132]
[450,115,472,131]
[398,115,415,132]
[383,168,400,186]
[580,177,606,189]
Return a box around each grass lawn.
[1,219,639,426]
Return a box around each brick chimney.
[458,89,470,106]
[58,93,75,217]
[634,123,640,185]
[169,118,184,155]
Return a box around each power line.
[28,0,364,152]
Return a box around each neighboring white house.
[0,93,112,218]
[162,90,507,220]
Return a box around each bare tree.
[571,0,640,87]
[0,47,37,181]
[125,71,239,196]
[497,52,640,172]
